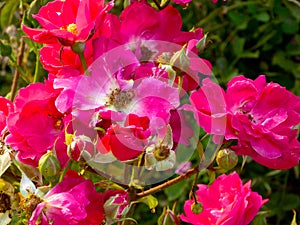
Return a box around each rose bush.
[0,0,299,224]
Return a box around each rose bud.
[103,190,130,221]
[38,151,61,184]
[216,148,238,171]
[158,207,181,225]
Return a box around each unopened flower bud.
[170,47,190,69]
[68,140,81,161]
[71,42,86,54]
[38,151,61,183]
[196,33,208,53]
[216,148,238,171]
[158,207,180,225]
[191,202,203,214]
[103,190,130,220]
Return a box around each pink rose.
[22,0,113,46]
[226,75,300,169]
[190,76,300,169]
[5,82,67,167]
[0,96,13,135]
[180,172,268,225]
[29,170,105,225]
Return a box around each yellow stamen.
[60,23,78,35]
[66,23,78,35]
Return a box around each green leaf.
[272,51,295,73]
[240,50,260,58]
[282,194,300,211]
[281,17,299,34]
[284,1,300,22]
[228,11,245,26]
[164,179,189,202]
[136,195,158,211]
[0,0,20,29]
[266,170,283,177]
[232,37,246,55]
[292,64,300,79]
[255,12,270,22]
[207,170,216,185]
[251,30,277,50]
[236,20,249,30]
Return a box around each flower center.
[67,23,78,35]
[107,88,135,111]
[20,194,43,219]
[154,144,171,161]
[240,110,257,123]
[60,23,78,35]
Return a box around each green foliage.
[0,0,20,30]
[164,179,189,201]
[179,0,300,91]
[136,195,159,211]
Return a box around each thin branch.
[10,38,25,101]
[135,166,199,199]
